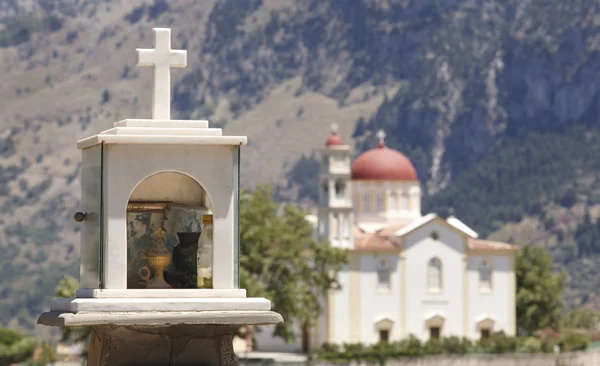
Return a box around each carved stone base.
[87,324,237,366]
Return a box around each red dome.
[326,133,345,147]
[351,142,418,181]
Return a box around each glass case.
[233,146,240,288]
[79,144,104,289]
[126,202,212,289]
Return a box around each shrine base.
[87,324,237,366]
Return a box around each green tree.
[240,185,348,351]
[55,275,91,343]
[562,308,600,329]
[0,327,37,365]
[516,245,566,335]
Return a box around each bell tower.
[317,124,354,249]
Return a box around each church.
[251,126,518,353]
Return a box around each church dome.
[351,134,418,181]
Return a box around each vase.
[140,250,172,289]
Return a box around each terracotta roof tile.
[352,226,400,251]
[468,238,518,252]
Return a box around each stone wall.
[306,348,600,366]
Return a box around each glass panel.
[126,202,212,289]
[233,146,240,288]
[126,203,168,289]
[79,144,104,288]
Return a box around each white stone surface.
[106,127,223,136]
[403,221,466,340]
[51,297,271,312]
[38,310,283,327]
[76,289,247,298]
[114,119,209,128]
[77,134,246,149]
[136,28,187,120]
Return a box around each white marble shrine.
[38,28,281,365]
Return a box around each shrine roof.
[77,119,247,149]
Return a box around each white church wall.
[467,254,516,338]
[359,254,402,344]
[329,265,351,344]
[403,221,466,340]
[352,180,421,225]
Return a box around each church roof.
[467,238,519,252]
[348,215,517,253]
[351,145,418,181]
[351,129,418,181]
[353,227,399,252]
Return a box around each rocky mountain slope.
[1,0,600,334]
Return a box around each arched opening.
[126,171,214,290]
[377,259,391,290]
[335,179,346,200]
[427,257,442,292]
[320,180,329,205]
[479,260,492,291]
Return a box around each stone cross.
[136,28,187,120]
[376,129,386,146]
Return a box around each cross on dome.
[136,28,187,120]
[331,123,339,134]
[376,129,386,147]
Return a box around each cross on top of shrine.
[136,28,187,120]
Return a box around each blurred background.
[1,0,600,364]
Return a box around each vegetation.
[55,275,90,344]
[0,14,63,48]
[240,185,348,350]
[312,331,589,364]
[516,245,567,335]
[0,327,37,365]
[562,308,600,329]
[423,129,600,237]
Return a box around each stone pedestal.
[87,324,236,366]
[38,310,283,366]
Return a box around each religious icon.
[126,202,169,289]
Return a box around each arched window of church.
[389,191,398,210]
[320,181,329,205]
[401,193,409,210]
[427,257,442,292]
[363,193,372,213]
[375,193,385,212]
[479,260,492,291]
[377,259,391,289]
[335,180,346,199]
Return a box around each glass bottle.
[197,214,213,288]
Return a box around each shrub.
[442,336,471,354]
[559,331,590,352]
[0,327,37,365]
[422,339,444,355]
[518,337,542,353]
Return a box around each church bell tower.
[318,124,353,249]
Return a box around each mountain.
[1,0,600,335]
